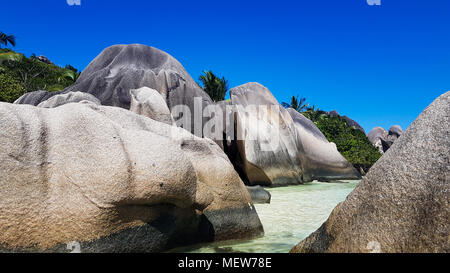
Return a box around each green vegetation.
[199,70,229,102]
[281,95,309,112]
[0,49,79,102]
[303,107,381,173]
[0,73,26,103]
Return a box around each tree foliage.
[0,73,25,103]
[0,32,16,48]
[282,95,308,112]
[303,108,381,171]
[0,49,79,102]
[199,70,229,102]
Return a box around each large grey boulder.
[228,83,304,186]
[14,44,213,136]
[219,82,359,186]
[367,127,388,154]
[287,108,361,181]
[291,92,450,253]
[129,87,174,125]
[0,101,262,253]
[37,91,100,108]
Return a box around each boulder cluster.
[3,44,360,252]
[368,125,403,153]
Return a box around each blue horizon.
[2,0,449,133]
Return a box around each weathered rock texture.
[14,44,213,136]
[368,125,404,153]
[291,91,450,253]
[228,83,304,186]
[220,83,360,186]
[246,186,271,204]
[287,108,361,181]
[0,101,262,253]
[129,87,174,125]
[37,91,100,108]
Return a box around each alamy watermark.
[67,0,81,6]
[367,0,381,6]
[169,97,281,152]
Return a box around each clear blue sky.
[3,0,449,132]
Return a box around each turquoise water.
[177,180,359,253]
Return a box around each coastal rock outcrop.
[37,91,100,108]
[219,82,360,186]
[291,92,450,253]
[14,44,213,136]
[129,87,174,125]
[287,109,361,181]
[0,101,263,253]
[227,83,304,186]
[246,186,271,204]
[368,125,403,153]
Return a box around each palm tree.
[62,69,80,83]
[304,105,326,122]
[0,32,16,48]
[198,70,229,102]
[281,95,308,112]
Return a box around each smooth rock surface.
[0,101,263,253]
[37,91,100,108]
[129,87,174,125]
[368,125,403,153]
[246,186,271,204]
[291,91,450,253]
[14,44,213,136]
[367,127,388,154]
[220,82,359,186]
[287,108,361,181]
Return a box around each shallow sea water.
[174,180,359,253]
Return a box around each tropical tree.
[303,105,326,122]
[0,32,16,48]
[198,70,229,102]
[281,95,308,112]
[62,69,80,83]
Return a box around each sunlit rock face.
[129,87,175,125]
[291,92,450,253]
[287,109,361,181]
[0,101,262,253]
[228,83,304,186]
[219,82,359,186]
[37,91,100,108]
[14,44,213,136]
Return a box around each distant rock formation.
[326,110,365,134]
[35,55,52,64]
[368,125,404,153]
[0,101,263,253]
[287,109,361,181]
[291,91,449,253]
